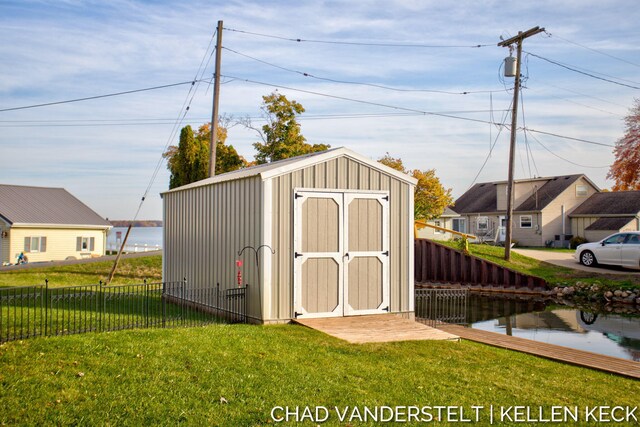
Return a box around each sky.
[1,0,639,220]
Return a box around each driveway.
[512,249,639,275]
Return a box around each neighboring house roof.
[454,174,589,214]
[585,217,635,231]
[516,174,583,211]
[440,207,459,217]
[569,191,640,217]
[453,182,497,214]
[0,184,111,227]
[163,147,418,194]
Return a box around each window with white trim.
[76,236,95,252]
[24,236,47,253]
[452,218,466,233]
[433,220,444,234]
[520,215,533,228]
[576,184,588,197]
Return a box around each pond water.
[466,295,640,361]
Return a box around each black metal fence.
[0,280,248,343]
[415,288,468,327]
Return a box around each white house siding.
[268,157,413,322]
[7,226,107,263]
[163,177,263,321]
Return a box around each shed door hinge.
[295,193,303,199]
[382,251,389,256]
[294,252,303,258]
[382,306,390,312]
[382,195,389,201]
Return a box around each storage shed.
[162,147,417,324]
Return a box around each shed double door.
[293,191,389,318]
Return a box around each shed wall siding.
[269,157,412,321]
[163,177,263,320]
[7,227,106,263]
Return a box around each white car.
[574,231,640,270]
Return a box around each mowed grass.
[1,324,638,426]
[0,255,162,288]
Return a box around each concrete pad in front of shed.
[294,314,459,344]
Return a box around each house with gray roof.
[453,174,599,247]
[569,191,640,242]
[0,184,112,265]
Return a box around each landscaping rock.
[614,290,623,297]
[604,291,614,299]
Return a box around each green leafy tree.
[245,92,329,164]
[164,120,246,189]
[378,153,454,220]
[607,98,640,190]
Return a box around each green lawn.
[1,324,638,426]
[0,255,162,288]
[435,240,640,288]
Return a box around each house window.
[576,185,588,197]
[476,217,488,231]
[452,218,466,234]
[520,215,533,228]
[76,236,96,252]
[433,220,444,234]
[24,236,47,253]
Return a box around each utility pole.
[209,20,223,177]
[498,26,544,261]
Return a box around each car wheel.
[580,250,597,267]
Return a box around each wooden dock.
[294,314,459,344]
[438,324,640,380]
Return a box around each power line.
[222,73,506,127]
[0,80,206,113]
[522,127,614,147]
[0,111,508,127]
[524,85,624,117]
[544,30,640,69]
[223,46,499,95]
[224,73,615,148]
[223,26,493,48]
[526,130,610,168]
[525,51,640,90]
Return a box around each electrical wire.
[544,30,640,69]
[525,51,640,90]
[132,27,219,221]
[522,128,614,148]
[467,98,514,190]
[222,46,499,95]
[223,27,493,48]
[526,131,610,169]
[0,80,205,113]
[224,73,615,148]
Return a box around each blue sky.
[1,0,638,220]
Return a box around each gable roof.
[454,174,592,214]
[163,147,417,194]
[0,184,111,227]
[453,182,497,214]
[585,217,636,231]
[515,174,584,211]
[569,191,640,216]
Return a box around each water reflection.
[466,295,640,362]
